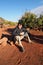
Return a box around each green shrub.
[18,12,43,31]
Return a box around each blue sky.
[0,0,43,22]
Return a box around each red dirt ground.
[0,27,43,65]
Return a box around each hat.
[18,21,22,25]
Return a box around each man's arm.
[13,27,20,36]
[22,27,31,36]
[22,28,29,33]
[13,28,17,36]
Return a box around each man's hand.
[20,32,24,36]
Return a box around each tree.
[37,15,43,31]
[18,12,37,29]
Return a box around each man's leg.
[15,36,24,52]
[24,32,32,43]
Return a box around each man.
[13,22,32,52]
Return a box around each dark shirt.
[13,26,28,36]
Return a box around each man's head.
[18,22,23,29]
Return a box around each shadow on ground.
[30,34,43,44]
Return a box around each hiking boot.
[19,46,25,52]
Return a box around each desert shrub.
[3,21,17,26]
[18,12,43,31]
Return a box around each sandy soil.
[0,27,43,65]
